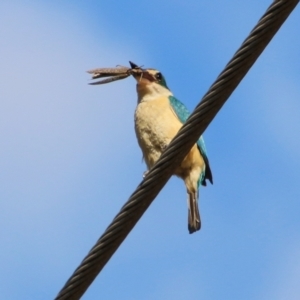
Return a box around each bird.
[130,62,213,234]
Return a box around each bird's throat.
[136,82,172,103]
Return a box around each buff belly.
[134,96,205,190]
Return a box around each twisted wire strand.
[55,1,299,299]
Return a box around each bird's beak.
[129,61,139,69]
[129,61,154,83]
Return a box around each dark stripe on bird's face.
[140,70,156,82]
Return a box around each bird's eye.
[155,72,162,81]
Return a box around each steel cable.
[55,1,299,299]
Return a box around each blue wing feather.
[168,95,190,124]
[168,96,213,186]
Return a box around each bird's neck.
[136,82,172,103]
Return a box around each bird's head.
[129,61,171,100]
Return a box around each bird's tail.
[187,191,201,234]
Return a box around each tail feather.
[187,192,201,234]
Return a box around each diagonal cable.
[55,1,299,299]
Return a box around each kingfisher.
[130,62,213,234]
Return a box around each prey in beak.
[87,61,167,90]
[129,61,158,86]
[87,61,143,85]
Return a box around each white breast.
[134,96,182,169]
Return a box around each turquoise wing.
[168,96,213,186]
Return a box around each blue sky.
[0,1,299,299]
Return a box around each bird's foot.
[161,144,168,152]
[143,170,149,178]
